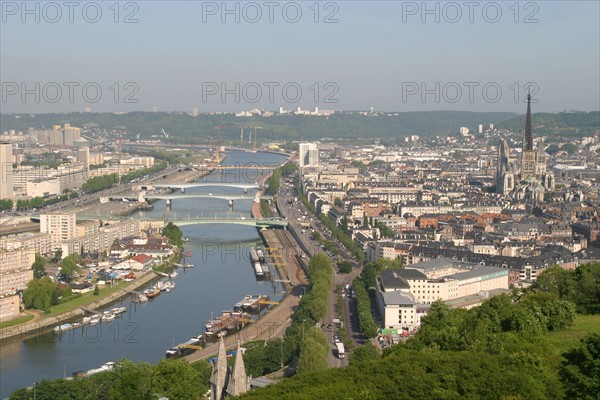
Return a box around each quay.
[186,189,308,363]
[0,269,159,343]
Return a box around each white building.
[40,213,76,245]
[298,142,319,168]
[375,259,509,330]
[0,142,14,199]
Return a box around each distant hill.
[497,111,600,138]
[0,111,517,142]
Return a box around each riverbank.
[185,228,308,364]
[0,269,159,343]
[0,163,215,342]
[186,165,308,363]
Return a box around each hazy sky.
[1,1,599,113]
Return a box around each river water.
[0,150,289,398]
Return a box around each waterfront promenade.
[0,270,159,343]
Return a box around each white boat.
[134,294,148,303]
[86,361,116,376]
[169,271,178,278]
[54,323,73,333]
[102,312,116,321]
[111,306,127,315]
[82,316,92,324]
[89,315,101,325]
[166,347,179,357]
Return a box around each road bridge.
[108,193,272,208]
[33,214,288,228]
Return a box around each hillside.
[497,111,600,138]
[0,111,517,142]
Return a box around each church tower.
[521,91,537,179]
[496,139,514,194]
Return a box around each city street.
[275,178,366,367]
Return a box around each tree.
[110,360,153,400]
[263,338,285,373]
[151,359,203,400]
[0,198,13,211]
[412,300,465,351]
[571,262,600,314]
[93,285,100,295]
[349,343,380,365]
[191,360,212,390]
[23,277,61,311]
[338,260,352,274]
[530,265,574,299]
[297,326,329,373]
[60,254,81,282]
[560,333,600,400]
[561,143,578,155]
[162,222,183,247]
[52,248,63,262]
[31,254,47,279]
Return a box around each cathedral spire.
[210,334,229,400]
[226,341,250,397]
[524,89,533,151]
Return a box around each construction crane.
[161,128,169,138]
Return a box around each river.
[0,150,289,398]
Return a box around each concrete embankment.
[0,270,159,343]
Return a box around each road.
[274,178,365,367]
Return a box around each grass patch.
[546,314,600,353]
[0,314,34,329]
[47,281,129,316]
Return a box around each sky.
[1,1,599,114]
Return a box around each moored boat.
[54,323,74,333]
[102,312,116,321]
[243,294,269,311]
[234,295,252,311]
[144,286,160,299]
[111,306,127,314]
[204,310,250,338]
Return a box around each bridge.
[55,214,288,228]
[109,193,273,208]
[153,183,259,191]
[158,217,288,228]
[213,165,276,171]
